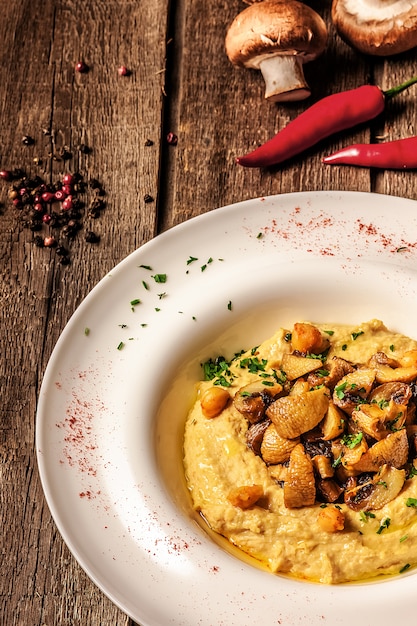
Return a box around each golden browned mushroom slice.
[266,387,329,439]
[234,380,283,423]
[333,368,376,414]
[369,381,412,406]
[352,401,407,440]
[260,423,300,464]
[284,443,316,508]
[371,350,417,384]
[316,478,343,503]
[332,0,417,56]
[281,352,323,381]
[321,401,346,440]
[345,465,406,511]
[225,0,327,102]
[308,356,355,390]
[353,428,409,472]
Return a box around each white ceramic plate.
[37,191,417,626]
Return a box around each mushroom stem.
[259,55,311,102]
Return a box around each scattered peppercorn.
[78,143,92,154]
[22,135,35,146]
[0,170,12,181]
[166,132,178,145]
[145,139,154,147]
[75,61,89,73]
[44,236,57,247]
[118,65,131,76]
[0,163,106,265]
[144,194,154,203]
[85,231,100,243]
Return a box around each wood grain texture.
[1,1,169,625]
[2,0,417,624]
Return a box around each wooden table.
[2,1,417,624]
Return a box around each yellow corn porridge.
[183,319,417,584]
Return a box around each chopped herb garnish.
[342,344,347,351]
[201,264,207,272]
[118,324,127,328]
[397,247,408,253]
[117,341,125,350]
[152,274,167,283]
[409,465,417,478]
[406,497,417,508]
[400,535,409,543]
[341,432,363,448]
[142,281,149,290]
[284,332,292,342]
[324,330,334,336]
[157,292,167,299]
[376,518,391,534]
[139,264,152,270]
[257,232,263,239]
[400,563,411,573]
[335,381,347,399]
[227,300,232,311]
[186,256,198,265]
[359,511,376,523]
[84,327,90,336]
[239,356,268,374]
[351,330,364,340]
[332,453,342,468]
[130,298,141,306]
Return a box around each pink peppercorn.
[61,184,72,195]
[42,213,52,224]
[166,132,178,145]
[118,66,131,76]
[42,191,55,203]
[75,61,89,73]
[62,173,74,185]
[44,236,57,247]
[0,170,12,181]
[62,195,73,211]
[34,202,44,213]
[54,189,67,201]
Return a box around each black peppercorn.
[22,135,35,146]
[85,231,100,243]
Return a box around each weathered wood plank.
[1,1,169,624]
[160,0,374,231]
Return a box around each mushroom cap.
[332,0,417,56]
[225,0,328,69]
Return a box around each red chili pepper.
[236,76,417,169]
[323,136,417,169]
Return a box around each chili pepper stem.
[384,75,417,99]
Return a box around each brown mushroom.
[267,387,329,439]
[332,0,417,56]
[344,465,406,511]
[353,428,409,472]
[284,443,316,508]
[225,0,327,102]
[234,380,283,423]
